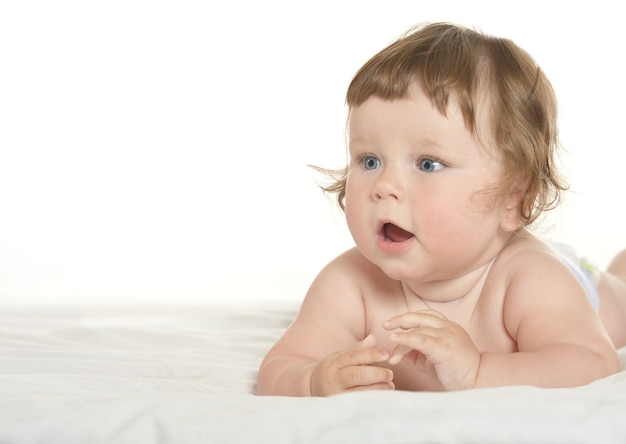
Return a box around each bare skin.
[599,250,626,347]
[257,240,624,396]
[256,87,623,397]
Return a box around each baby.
[257,22,626,396]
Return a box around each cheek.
[468,187,502,213]
[344,194,365,228]
[416,191,499,235]
[344,176,365,211]
[417,201,460,236]
[344,181,359,220]
[344,179,372,240]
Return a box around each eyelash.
[355,154,380,170]
[417,157,445,172]
[355,154,445,172]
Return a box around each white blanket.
[1,304,625,443]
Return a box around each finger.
[354,333,377,350]
[343,381,395,392]
[383,310,448,330]
[388,328,442,363]
[387,343,413,365]
[418,309,448,319]
[336,344,390,368]
[338,364,394,389]
[336,335,389,368]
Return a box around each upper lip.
[379,220,414,240]
[378,220,394,235]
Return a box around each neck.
[402,258,495,309]
[401,232,516,308]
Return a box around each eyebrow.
[348,135,447,152]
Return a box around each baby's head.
[324,22,567,227]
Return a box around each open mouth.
[383,223,414,242]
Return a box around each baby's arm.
[466,249,620,387]
[383,246,621,390]
[256,249,394,396]
[479,249,620,387]
[471,249,619,388]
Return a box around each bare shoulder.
[314,247,388,288]
[315,247,382,280]
[274,247,391,353]
[301,247,392,318]
[490,234,594,342]
[491,234,564,285]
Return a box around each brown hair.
[318,22,567,227]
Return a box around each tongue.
[384,223,414,242]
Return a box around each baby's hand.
[310,334,394,396]
[383,309,480,390]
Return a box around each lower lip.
[377,235,414,253]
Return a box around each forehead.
[349,83,495,150]
[348,87,460,136]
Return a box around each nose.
[372,167,404,201]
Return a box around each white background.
[1,1,624,306]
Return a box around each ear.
[500,189,525,232]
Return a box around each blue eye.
[362,155,381,170]
[418,158,444,172]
